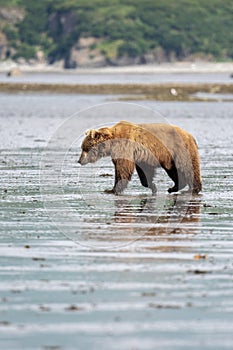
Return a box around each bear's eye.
[83,142,96,153]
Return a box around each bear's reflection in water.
[79,192,201,250]
[113,194,201,239]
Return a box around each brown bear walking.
[78,121,202,195]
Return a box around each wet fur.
[79,121,202,195]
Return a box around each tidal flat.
[0,80,233,102]
[0,90,233,349]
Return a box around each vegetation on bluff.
[0,0,232,66]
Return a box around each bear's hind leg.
[136,164,156,194]
[190,177,202,194]
[165,165,178,193]
[166,166,187,193]
[189,161,202,194]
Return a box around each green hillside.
[0,0,232,67]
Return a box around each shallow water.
[0,71,232,85]
[0,92,233,349]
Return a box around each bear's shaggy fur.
[78,121,202,195]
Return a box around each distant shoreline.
[0,61,233,74]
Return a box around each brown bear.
[78,121,202,195]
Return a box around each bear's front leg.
[105,159,135,195]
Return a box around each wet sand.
[0,93,233,349]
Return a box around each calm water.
[0,71,232,84]
[0,90,233,349]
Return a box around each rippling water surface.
[0,91,233,349]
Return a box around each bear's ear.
[85,129,98,138]
[85,127,112,140]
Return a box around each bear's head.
[78,127,113,165]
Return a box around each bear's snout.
[78,151,88,165]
